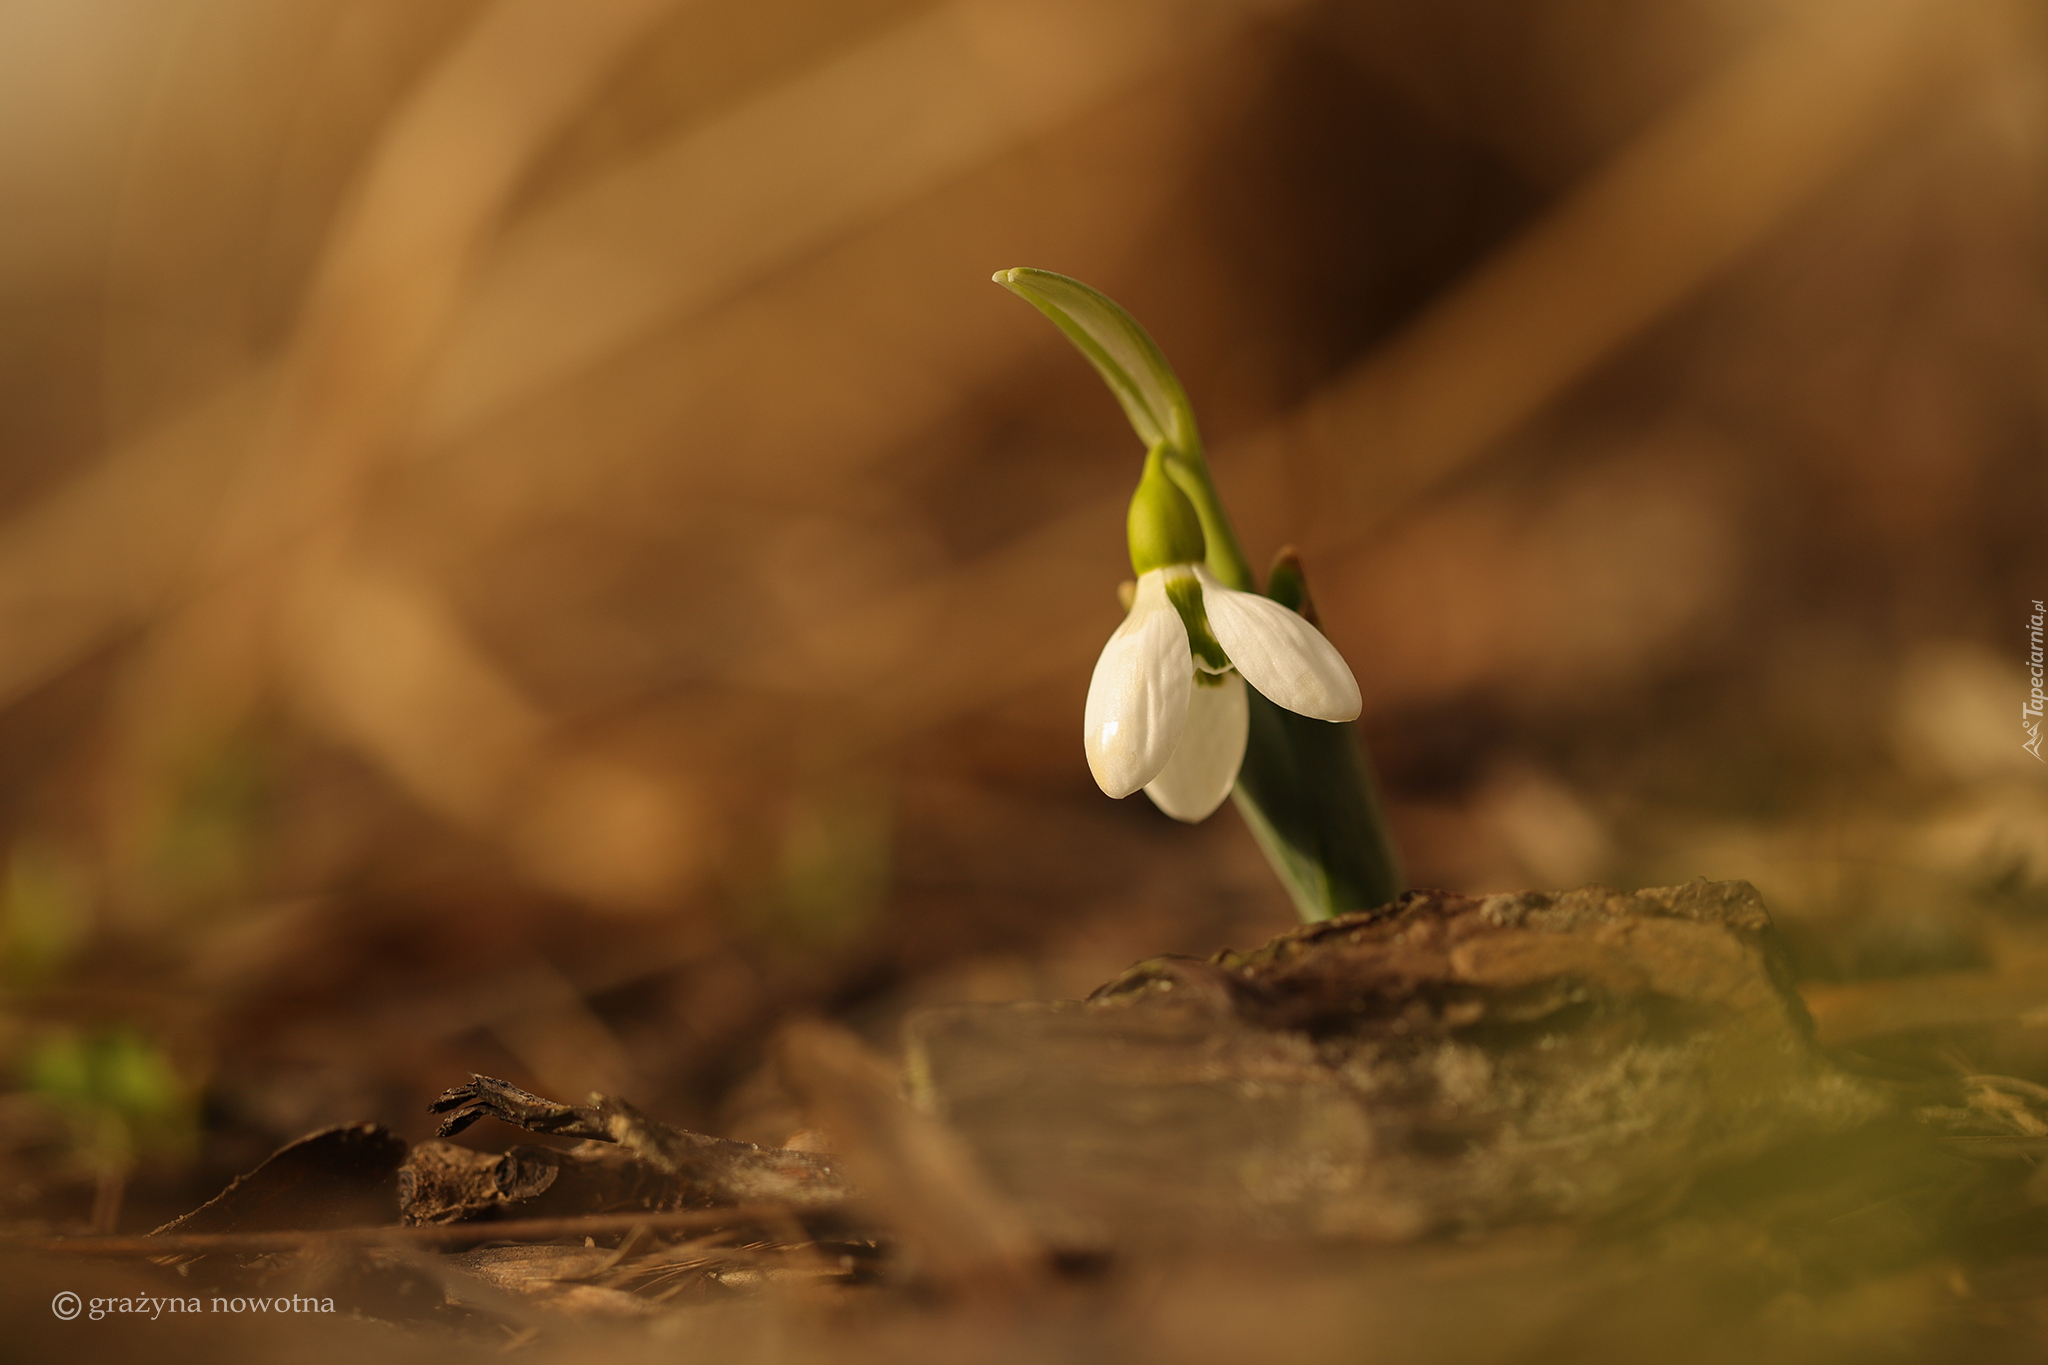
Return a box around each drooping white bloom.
[1193,565,1361,723]
[1142,671,1246,821]
[1084,562,1361,822]
[1083,568,1192,799]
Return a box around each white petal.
[1144,672,1247,822]
[1083,570,1191,797]
[1195,566,1361,721]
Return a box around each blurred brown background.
[0,0,2043,1229]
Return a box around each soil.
[6,881,2042,1364]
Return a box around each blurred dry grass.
[0,0,2043,1257]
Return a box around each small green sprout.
[22,1025,195,1227]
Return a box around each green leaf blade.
[1232,696,1403,923]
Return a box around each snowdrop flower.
[1084,449,1360,822]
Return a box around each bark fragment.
[905,880,1892,1246]
[413,1075,847,1220]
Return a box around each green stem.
[1161,447,1254,593]
[1231,700,1403,921]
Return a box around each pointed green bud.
[1127,444,1206,575]
[1263,545,1321,626]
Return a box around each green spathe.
[993,268,1251,591]
[992,267,1191,456]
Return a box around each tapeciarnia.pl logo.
[2026,599,2044,762]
